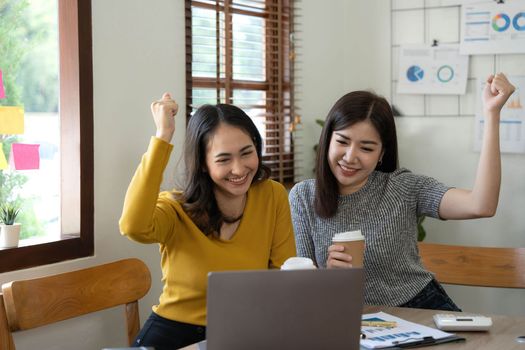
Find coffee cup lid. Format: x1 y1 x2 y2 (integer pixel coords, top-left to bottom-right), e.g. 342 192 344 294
281 257 316 270
332 230 364 242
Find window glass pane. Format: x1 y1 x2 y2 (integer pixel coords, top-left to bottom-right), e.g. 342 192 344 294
232 89 265 108
0 0 59 242
191 88 226 116
233 0 266 12
233 90 266 149
232 14 265 81
192 7 216 77
192 7 225 78
18 113 60 241
192 88 219 107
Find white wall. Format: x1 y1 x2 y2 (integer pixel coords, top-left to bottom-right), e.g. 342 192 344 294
295 0 391 180
293 0 348 178
1 1 523 349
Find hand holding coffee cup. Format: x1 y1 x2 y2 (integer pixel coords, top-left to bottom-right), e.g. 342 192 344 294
328 230 365 268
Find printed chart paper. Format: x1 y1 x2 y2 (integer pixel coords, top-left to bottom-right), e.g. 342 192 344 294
461 0 525 55
397 44 468 95
0 106 24 134
361 312 455 349
474 76 525 154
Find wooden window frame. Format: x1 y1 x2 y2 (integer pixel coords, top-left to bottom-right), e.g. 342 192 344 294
185 0 296 184
0 0 94 273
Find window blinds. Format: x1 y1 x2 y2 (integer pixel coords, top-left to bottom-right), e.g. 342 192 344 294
185 0 298 184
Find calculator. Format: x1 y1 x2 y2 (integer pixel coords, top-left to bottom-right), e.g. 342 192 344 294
433 314 492 331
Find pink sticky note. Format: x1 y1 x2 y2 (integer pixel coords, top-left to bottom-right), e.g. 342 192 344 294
0 143 7 170
0 69 5 99
9 143 40 170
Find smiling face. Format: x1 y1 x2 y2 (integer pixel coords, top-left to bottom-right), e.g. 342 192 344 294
328 119 383 195
205 123 259 201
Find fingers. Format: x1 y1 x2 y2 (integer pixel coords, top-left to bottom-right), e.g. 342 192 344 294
327 244 345 253
151 92 179 117
326 244 353 269
490 72 515 97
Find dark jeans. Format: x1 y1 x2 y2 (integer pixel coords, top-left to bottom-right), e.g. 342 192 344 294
133 312 206 350
401 279 462 311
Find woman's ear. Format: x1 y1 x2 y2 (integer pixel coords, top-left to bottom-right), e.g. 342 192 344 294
377 149 385 167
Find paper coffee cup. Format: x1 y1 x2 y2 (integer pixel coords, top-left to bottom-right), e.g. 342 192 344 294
281 257 317 270
332 230 365 268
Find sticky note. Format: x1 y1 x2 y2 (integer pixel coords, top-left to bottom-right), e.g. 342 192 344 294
0 143 7 170
0 106 24 134
10 143 40 170
0 69 5 99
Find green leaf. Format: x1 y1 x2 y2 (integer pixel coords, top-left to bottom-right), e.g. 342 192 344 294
417 215 426 241
1 203 21 225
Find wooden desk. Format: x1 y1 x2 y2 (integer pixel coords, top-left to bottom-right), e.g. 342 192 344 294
365 306 525 349
181 305 525 349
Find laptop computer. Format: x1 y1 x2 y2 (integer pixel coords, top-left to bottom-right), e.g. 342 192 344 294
206 268 365 350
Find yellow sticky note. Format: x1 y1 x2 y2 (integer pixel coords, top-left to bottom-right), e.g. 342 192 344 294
0 106 24 134
0 143 8 170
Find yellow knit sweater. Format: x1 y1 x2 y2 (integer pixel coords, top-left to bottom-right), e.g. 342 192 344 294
119 137 296 325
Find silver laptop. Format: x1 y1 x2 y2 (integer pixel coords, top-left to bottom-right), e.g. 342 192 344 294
206 268 365 350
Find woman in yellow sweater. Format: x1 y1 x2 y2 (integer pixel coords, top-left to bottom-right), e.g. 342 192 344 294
119 93 296 349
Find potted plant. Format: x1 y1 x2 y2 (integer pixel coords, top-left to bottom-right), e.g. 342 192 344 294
0 203 22 248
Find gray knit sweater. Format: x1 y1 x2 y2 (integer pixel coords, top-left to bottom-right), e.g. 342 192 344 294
289 168 450 306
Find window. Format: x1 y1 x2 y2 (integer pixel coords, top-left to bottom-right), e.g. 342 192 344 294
185 0 297 184
0 0 93 272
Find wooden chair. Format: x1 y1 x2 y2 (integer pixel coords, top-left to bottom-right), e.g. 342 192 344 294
418 242 525 288
0 258 151 349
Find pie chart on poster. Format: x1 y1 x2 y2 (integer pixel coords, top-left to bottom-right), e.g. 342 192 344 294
406 66 424 82
513 12 525 31
437 65 454 83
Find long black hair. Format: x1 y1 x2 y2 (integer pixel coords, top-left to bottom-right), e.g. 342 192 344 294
315 91 398 218
177 104 270 236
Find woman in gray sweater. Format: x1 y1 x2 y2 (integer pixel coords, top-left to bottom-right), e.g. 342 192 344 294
289 73 515 310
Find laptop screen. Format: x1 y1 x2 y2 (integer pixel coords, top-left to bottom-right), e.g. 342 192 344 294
206 268 364 350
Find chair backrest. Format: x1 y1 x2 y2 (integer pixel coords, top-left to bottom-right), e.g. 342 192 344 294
0 258 151 350
418 242 525 288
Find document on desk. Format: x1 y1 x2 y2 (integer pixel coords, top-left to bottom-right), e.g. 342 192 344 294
360 312 465 349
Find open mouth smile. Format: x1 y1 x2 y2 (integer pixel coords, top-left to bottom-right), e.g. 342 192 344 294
227 173 249 184
338 163 359 176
